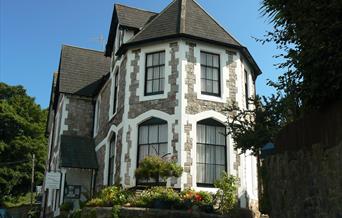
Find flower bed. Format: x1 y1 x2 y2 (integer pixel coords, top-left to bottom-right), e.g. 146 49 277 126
81 172 240 217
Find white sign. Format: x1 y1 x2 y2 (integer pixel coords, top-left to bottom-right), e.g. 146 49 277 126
36 186 42 194
44 172 61 190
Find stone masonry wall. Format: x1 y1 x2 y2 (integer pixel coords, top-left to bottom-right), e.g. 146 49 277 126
184 43 237 115
264 141 342 218
95 145 105 192
95 56 127 145
183 42 240 188
64 95 94 137
94 80 111 145
123 43 180 185
128 42 179 119
114 128 123 185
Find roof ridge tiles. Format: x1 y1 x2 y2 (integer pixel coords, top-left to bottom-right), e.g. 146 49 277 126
125 0 180 44
114 3 157 15
62 44 105 54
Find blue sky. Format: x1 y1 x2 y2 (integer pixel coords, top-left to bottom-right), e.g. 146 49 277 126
0 0 282 108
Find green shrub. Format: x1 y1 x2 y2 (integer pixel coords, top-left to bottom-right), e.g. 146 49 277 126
86 186 131 207
214 172 238 214
131 186 181 209
60 201 73 211
112 205 121 218
135 156 183 183
69 209 82 218
86 198 105 207
99 186 130 206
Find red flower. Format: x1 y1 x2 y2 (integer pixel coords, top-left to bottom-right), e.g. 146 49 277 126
194 193 203 202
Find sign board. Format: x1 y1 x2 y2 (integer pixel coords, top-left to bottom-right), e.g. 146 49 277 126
44 172 61 190
36 186 42 194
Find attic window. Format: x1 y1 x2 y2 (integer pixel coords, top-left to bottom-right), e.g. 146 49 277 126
145 51 165 96
200 52 221 96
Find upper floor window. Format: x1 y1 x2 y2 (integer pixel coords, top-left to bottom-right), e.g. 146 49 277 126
196 119 226 187
244 70 249 109
200 52 220 96
112 70 119 115
145 51 165 96
108 134 116 185
94 97 101 135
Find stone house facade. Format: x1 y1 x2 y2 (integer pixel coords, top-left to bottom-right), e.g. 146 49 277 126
43 0 261 216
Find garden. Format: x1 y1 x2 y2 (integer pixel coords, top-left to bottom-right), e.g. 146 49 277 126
59 156 252 218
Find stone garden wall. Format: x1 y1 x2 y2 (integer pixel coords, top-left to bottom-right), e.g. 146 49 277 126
263 102 342 218
81 207 254 218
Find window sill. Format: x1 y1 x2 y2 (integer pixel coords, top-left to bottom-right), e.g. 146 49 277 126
197 93 226 103
197 183 215 188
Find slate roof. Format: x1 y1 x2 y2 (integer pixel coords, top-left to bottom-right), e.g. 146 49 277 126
60 135 98 169
58 45 110 97
108 0 261 76
105 4 157 56
128 0 241 47
115 4 157 29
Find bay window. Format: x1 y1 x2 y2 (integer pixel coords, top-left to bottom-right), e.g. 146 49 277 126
196 119 226 186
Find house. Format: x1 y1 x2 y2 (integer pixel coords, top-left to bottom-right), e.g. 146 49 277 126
43 0 261 216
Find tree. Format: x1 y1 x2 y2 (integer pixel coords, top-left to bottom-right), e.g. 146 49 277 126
0 82 47 202
261 0 342 110
226 0 342 153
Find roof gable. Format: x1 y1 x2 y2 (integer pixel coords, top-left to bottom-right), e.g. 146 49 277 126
115 4 157 29
127 0 181 44
105 4 157 56
58 45 110 97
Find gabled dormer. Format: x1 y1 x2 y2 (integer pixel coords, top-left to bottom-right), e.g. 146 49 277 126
105 4 157 57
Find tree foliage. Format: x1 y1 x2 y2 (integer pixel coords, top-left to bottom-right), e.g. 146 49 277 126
226 0 342 153
0 82 47 201
261 0 342 110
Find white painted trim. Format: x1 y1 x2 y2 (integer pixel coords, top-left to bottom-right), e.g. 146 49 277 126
193 43 230 103
59 168 66 205
109 66 120 121
136 43 172 101
93 96 101 137
126 110 176 187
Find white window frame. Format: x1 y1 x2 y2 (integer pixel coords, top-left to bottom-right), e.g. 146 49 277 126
109 67 119 120
94 96 101 137
136 44 172 101
193 45 229 103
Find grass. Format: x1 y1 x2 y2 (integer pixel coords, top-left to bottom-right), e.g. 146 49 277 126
2 193 35 208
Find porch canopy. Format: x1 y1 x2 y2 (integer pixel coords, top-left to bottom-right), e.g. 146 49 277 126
60 135 98 169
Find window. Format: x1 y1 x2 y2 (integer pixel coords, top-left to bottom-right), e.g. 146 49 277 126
138 118 168 162
196 119 226 186
137 118 168 184
112 70 119 115
94 97 101 135
244 70 249 109
145 51 165 95
108 134 115 185
200 52 220 96
118 29 124 48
